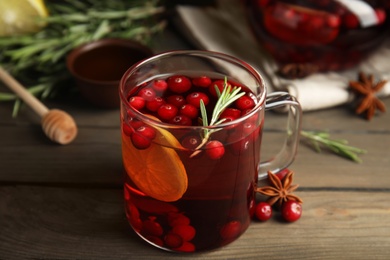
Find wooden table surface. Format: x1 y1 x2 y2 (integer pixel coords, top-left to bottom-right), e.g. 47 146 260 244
1 27 390 260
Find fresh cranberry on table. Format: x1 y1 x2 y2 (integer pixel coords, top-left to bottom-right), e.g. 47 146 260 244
281 200 302 222
254 202 272 222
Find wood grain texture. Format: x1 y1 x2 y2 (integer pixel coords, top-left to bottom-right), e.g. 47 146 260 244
1 24 390 259
0 187 389 259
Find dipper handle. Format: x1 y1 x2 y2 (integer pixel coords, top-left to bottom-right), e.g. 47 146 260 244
0 67 77 144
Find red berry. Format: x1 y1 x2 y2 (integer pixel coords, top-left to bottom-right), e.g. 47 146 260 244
174 242 195 252
169 115 192 126
281 200 302 222
186 92 209 108
375 9 386 24
235 95 255 110
142 218 164 236
192 76 211 87
220 220 242 240
171 225 196 241
129 96 146 110
254 202 272 222
167 95 186 107
168 213 190 227
145 235 164 247
146 97 165 112
181 135 202 150
138 87 156 101
179 104 199 119
131 132 152 149
209 79 231 97
205 140 225 160
343 13 359 29
164 232 183 248
220 108 241 120
152 79 168 93
136 125 156 140
275 168 290 181
122 123 133 136
167 75 192 93
157 104 178 121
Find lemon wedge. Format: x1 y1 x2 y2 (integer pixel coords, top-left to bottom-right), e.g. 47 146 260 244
0 0 48 36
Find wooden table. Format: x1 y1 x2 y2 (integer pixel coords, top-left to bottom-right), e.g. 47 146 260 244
1 27 390 260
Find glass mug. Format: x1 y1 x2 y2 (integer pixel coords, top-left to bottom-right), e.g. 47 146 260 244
119 50 301 252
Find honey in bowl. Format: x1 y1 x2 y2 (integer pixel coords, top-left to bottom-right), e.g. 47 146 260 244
67 38 153 108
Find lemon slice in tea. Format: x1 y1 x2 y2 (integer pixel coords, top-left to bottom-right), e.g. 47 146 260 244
122 116 187 202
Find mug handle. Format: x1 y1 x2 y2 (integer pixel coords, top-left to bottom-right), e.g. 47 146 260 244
258 91 302 180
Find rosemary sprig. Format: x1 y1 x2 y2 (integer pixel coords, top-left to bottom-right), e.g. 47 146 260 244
0 0 166 116
190 78 245 157
300 130 367 163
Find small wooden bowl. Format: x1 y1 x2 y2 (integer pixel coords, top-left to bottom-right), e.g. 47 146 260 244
66 38 153 108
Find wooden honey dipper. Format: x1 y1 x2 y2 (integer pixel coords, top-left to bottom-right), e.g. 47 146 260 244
0 67 77 145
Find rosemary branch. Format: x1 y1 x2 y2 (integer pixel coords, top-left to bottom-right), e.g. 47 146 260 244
0 0 166 116
190 78 245 157
300 130 367 163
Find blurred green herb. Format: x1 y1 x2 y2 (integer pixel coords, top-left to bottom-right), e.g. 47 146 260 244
0 0 166 116
300 130 367 163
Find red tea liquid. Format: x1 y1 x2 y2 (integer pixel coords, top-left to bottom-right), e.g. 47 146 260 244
121 74 263 252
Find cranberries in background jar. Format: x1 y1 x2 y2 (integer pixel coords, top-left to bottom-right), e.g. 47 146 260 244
246 0 390 73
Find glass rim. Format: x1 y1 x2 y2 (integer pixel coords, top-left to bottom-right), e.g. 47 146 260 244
119 50 267 130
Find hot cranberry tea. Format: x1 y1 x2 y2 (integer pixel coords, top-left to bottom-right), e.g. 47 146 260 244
121 74 263 252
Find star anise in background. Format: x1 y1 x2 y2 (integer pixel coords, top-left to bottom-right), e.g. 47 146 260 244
277 63 319 79
349 72 387 120
256 170 302 208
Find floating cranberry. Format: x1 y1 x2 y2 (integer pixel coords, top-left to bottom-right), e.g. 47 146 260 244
220 220 242 240
172 225 196 241
142 217 164 237
192 76 211 88
164 232 183 248
205 140 225 160
145 235 164 247
128 96 146 110
209 79 231 97
126 204 143 231
220 108 241 120
166 95 186 107
174 242 195 252
138 87 156 101
167 75 192 93
181 135 202 150
169 115 192 126
186 92 209 108
157 104 178 121
375 9 386 24
343 13 359 29
254 202 272 222
135 125 156 140
129 120 144 131
131 132 152 149
122 123 133 136
179 104 199 119
152 79 168 93
282 200 302 222
168 213 190 227
146 97 165 112
235 95 255 110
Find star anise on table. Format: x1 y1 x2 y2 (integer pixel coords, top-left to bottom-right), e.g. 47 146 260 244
256 170 302 208
349 72 387 120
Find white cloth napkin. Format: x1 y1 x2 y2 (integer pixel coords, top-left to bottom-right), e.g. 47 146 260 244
175 1 390 111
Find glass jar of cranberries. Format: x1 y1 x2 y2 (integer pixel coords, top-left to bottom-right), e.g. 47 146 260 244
246 0 390 72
